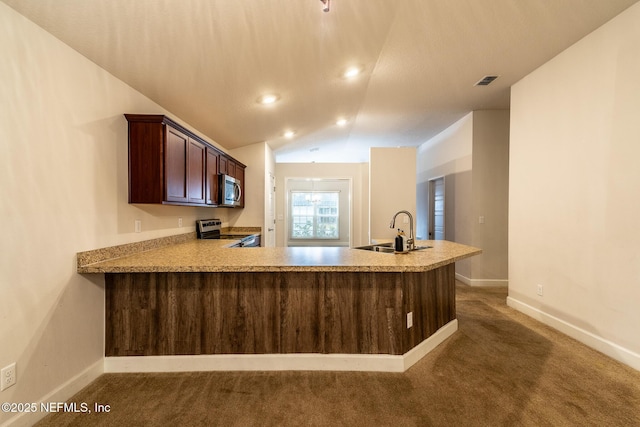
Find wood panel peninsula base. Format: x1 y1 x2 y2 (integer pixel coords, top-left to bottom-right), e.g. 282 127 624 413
77 239 481 373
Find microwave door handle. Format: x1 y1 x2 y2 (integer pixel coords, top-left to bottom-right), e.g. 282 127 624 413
234 182 242 202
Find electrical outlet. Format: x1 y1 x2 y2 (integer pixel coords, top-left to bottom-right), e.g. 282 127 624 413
478 216 485 224
537 284 544 296
407 312 413 329
178 217 183 227
134 220 141 233
1 363 16 391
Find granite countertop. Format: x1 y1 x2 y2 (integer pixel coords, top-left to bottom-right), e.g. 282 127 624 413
77 238 481 274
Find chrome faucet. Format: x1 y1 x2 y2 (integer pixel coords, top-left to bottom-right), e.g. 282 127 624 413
389 210 415 251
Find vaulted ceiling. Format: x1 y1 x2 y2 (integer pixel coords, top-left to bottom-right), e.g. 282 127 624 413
3 0 638 162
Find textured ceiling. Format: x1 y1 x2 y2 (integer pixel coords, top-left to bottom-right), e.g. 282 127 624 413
3 0 638 162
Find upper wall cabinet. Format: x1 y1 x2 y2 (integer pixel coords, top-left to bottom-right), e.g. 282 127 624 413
125 114 245 208
205 148 220 206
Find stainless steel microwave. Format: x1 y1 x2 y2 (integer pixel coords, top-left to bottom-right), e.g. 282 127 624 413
219 174 241 207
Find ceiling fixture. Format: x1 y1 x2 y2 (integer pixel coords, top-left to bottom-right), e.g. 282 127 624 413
336 118 348 126
343 66 362 79
474 75 499 86
320 0 330 13
257 94 279 105
284 130 295 138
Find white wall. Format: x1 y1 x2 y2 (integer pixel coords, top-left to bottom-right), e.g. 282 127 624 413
417 114 474 277
370 147 417 242
417 110 509 286
229 142 276 232
417 113 473 242
275 163 369 247
417 114 474 179
417 111 509 285
508 2 640 369
470 110 510 283
229 142 276 248
0 5 233 424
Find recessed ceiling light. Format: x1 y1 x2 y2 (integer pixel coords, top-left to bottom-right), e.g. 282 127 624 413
284 130 295 138
343 66 362 79
336 118 348 126
257 94 279 105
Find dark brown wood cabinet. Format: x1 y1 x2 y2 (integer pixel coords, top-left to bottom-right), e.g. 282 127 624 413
234 162 245 207
164 126 205 204
226 159 236 178
125 114 245 208
205 148 219 205
219 155 228 175
165 126 189 203
187 138 206 205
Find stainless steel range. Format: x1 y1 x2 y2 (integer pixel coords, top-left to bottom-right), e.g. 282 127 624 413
196 219 260 247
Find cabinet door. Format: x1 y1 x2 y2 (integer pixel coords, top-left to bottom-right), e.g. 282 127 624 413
235 165 245 208
219 156 228 175
187 138 206 205
227 159 236 178
206 148 219 205
127 120 164 204
165 127 188 203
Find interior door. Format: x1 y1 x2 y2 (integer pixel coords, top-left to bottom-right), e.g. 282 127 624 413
428 177 445 240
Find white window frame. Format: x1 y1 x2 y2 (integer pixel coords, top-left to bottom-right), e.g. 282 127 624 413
284 177 353 248
290 191 340 240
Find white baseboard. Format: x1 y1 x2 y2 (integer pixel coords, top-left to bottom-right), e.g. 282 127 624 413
105 320 458 374
1 359 103 427
402 319 458 370
507 297 640 372
455 273 508 287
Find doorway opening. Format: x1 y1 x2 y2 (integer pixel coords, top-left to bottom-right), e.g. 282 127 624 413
428 177 445 240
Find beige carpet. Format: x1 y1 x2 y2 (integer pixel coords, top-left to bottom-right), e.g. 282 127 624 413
36 284 640 426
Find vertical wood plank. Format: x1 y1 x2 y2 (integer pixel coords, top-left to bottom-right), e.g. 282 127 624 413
279 272 323 353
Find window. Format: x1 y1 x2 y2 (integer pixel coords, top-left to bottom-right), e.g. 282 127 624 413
286 178 350 248
290 191 339 239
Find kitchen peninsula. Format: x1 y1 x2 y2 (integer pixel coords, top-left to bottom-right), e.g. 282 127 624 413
78 236 480 372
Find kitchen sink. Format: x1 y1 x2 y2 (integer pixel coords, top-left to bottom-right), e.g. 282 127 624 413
354 243 432 253
354 243 396 253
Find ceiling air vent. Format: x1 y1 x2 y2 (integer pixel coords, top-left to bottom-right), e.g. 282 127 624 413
475 75 499 86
